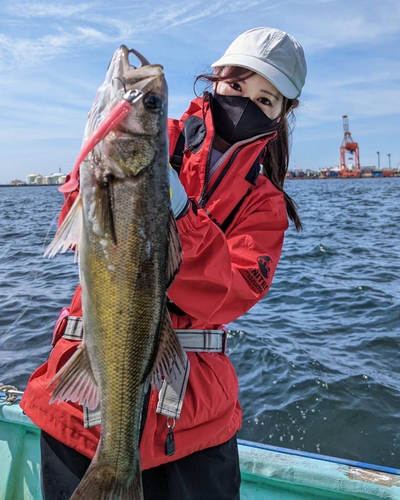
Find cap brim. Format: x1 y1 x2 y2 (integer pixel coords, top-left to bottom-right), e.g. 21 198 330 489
211 54 300 99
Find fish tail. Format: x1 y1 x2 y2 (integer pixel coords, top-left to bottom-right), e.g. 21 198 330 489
70 461 143 500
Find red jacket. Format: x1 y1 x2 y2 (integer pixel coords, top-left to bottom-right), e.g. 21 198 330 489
20 95 288 469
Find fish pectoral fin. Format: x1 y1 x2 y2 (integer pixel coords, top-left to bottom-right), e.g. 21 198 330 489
44 192 83 261
47 343 99 410
167 210 183 288
149 310 186 391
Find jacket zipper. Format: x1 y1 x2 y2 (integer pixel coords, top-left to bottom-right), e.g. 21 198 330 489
198 133 215 207
198 94 215 207
200 145 244 208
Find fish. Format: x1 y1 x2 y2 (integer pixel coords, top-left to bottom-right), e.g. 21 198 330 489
44 45 186 500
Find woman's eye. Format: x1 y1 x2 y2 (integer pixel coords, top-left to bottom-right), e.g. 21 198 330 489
230 82 241 92
258 97 272 106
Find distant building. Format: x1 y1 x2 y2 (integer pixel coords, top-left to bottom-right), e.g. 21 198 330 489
44 173 64 185
26 173 41 185
319 165 340 177
50 173 64 184
360 166 375 178
26 172 66 185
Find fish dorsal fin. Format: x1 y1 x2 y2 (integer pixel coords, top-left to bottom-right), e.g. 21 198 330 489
167 210 183 288
150 310 186 391
47 343 99 410
44 192 83 261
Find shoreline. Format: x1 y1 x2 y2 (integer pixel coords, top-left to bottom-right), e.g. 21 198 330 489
286 176 399 180
1 176 399 187
0 184 60 188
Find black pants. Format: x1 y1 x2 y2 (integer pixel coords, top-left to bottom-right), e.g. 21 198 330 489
40 431 241 500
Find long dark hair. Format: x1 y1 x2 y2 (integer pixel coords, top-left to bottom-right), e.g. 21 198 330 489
195 66 302 231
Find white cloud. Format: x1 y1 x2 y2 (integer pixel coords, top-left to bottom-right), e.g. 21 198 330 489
6 2 92 18
300 60 400 128
154 0 269 28
76 27 109 42
0 28 115 70
289 2 400 52
0 34 69 69
0 3 144 70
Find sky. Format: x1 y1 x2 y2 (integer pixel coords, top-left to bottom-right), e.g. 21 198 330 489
0 0 399 183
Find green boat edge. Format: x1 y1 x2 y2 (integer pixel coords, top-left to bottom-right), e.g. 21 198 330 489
1 399 399 500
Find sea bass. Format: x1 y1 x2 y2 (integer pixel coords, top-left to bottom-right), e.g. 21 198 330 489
45 46 185 500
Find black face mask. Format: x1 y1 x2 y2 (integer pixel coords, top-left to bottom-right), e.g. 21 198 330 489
211 92 279 144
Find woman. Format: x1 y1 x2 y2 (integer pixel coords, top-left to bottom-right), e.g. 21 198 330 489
21 26 306 500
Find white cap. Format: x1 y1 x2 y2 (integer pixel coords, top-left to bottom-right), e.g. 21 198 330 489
211 27 307 99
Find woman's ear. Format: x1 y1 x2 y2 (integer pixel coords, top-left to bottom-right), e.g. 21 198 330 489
286 98 299 116
284 98 293 116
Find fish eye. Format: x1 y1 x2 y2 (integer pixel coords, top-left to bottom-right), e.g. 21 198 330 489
144 93 163 111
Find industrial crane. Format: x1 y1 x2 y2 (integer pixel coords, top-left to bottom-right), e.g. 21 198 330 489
340 115 361 177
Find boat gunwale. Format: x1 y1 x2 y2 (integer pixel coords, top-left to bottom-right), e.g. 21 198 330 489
238 439 400 477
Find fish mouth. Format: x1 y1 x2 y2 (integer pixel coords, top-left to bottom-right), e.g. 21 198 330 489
120 46 151 70
116 45 164 93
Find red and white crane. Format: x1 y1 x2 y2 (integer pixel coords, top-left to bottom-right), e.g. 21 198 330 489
340 115 361 177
